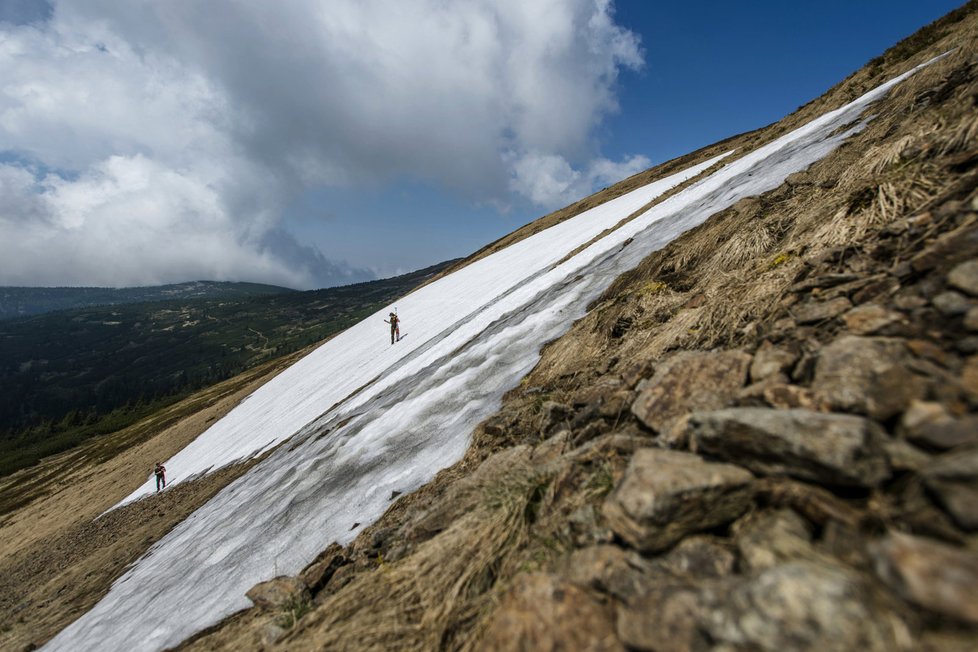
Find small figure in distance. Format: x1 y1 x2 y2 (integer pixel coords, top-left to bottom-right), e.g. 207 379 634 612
154 462 167 492
384 312 401 345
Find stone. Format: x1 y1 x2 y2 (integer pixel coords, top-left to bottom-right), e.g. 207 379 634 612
602 448 753 553
630 350 751 433
690 408 890 487
905 339 955 368
871 532 978 624
761 383 825 410
932 290 972 316
881 438 932 472
564 545 650 602
733 509 815 572
958 336 978 354
245 576 310 610
261 623 288 646
792 297 853 324
540 401 572 432
703 560 908 651
948 259 978 296
656 536 736 579
924 446 978 480
812 336 927 420
964 307 978 331
926 480 978 531
962 355 978 400
842 304 904 335
616 581 713 652
299 543 348 593
477 573 623 652
750 342 797 382
900 401 978 449
922 447 978 530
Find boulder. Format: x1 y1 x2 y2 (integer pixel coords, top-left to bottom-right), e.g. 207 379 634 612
245 576 309 610
964 306 978 331
932 291 972 316
733 509 815 572
871 532 978 624
655 536 736 579
792 297 852 324
812 336 927 420
477 573 623 652
750 341 797 382
842 304 904 335
616 581 714 652
630 350 751 433
703 560 909 651
900 401 978 449
948 259 978 296
921 447 978 530
602 449 753 553
962 355 978 401
690 408 890 487
564 545 650 602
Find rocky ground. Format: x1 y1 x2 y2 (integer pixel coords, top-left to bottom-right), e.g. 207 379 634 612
177 6 978 651
5 5 978 652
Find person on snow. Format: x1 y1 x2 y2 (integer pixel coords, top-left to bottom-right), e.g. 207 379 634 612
384 312 401 344
154 462 167 492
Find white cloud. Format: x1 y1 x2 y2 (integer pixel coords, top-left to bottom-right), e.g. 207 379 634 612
509 150 650 209
0 0 646 287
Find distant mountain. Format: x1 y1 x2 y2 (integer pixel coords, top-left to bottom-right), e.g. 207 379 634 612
0 281 296 320
0 261 455 476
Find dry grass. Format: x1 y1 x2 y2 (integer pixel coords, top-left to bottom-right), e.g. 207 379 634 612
282 453 549 651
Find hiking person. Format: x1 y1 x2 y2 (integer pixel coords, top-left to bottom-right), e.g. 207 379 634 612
384 312 401 344
154 462 166 492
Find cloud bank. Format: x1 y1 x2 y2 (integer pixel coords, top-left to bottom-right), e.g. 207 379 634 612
0 0 645 288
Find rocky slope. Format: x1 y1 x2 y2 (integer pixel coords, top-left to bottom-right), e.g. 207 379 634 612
4 4 978 651
177 5 978 651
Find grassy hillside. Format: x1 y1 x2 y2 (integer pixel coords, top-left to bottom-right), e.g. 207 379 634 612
0 261 454 477
0 281 295 320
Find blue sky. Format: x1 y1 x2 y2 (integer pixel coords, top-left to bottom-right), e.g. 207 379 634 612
0 1 965 288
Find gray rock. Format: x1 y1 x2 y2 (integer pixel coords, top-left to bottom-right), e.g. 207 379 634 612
964 306 978 331
842 304 904 335
923 446 978 481
602 448 753 553
690 408 890 487
733 509 815 572
630 350 751 433
958 336 978 354
900 401 978 449
926 480 978 531
703 560 909 651
564 545 650 602
750 342 797 382
871 532 978 624
616 581 715 652
245 576 309 610
812 336 927 420
932 290 972 316
881 438 932 472
922 448 978 530
656 536 736 579
792 297 853 324
948 259 978 296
